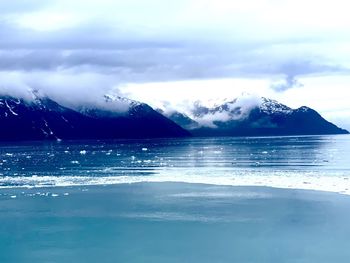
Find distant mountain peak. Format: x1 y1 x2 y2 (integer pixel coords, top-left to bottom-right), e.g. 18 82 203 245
103 93 141 107
296 106 312 112
259 97 293 115
160 96 349 136
0 94 189 141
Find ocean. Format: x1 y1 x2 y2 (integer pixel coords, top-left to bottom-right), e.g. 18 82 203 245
1 135 350 262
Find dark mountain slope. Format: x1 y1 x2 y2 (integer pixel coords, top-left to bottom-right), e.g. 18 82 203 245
163 97 349 136
0 95 189 141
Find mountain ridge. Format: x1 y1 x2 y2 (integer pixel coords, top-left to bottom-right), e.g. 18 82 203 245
0 93 190 141
0 92 348 141
160 96 349 136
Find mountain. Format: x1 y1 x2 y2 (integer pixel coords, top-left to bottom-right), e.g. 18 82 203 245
156 109 200 130
162 97 349 136
0 93 190 141
1 92 347 141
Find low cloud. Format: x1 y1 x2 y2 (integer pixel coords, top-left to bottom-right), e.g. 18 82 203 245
271 75 303 92
157 94 263 128
0 0 350 123
0 70 130 112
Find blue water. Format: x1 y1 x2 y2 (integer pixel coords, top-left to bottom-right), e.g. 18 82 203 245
1 135 350 189
1 135 350 262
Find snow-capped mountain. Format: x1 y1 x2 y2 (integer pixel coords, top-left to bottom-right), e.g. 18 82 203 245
161 96 349 136
76 94 141 118
259 97 294 115
0 92 189 141
0 90 348 141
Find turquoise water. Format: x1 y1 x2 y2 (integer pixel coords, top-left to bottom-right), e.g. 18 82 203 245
1 184 350 262
1 135 350 262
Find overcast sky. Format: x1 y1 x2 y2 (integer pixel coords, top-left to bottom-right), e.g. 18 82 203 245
0 0 350 129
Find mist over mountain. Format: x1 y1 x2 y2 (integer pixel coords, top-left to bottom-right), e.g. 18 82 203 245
0 90 189 141
0 77 125 113
159 95 349 136
0 89 348 141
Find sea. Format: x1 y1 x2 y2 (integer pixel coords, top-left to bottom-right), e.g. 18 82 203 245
1 135 350 262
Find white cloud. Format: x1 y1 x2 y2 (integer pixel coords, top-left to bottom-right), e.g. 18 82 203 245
0 70 125 111
120 79 272 108
15 12 83 31
0 0 350 129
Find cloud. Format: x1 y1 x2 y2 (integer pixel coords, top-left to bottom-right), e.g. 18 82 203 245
268 59 350 92
0 0 350 127
157 94 263 128
271 75 303 92
0 70 129 111
0 0 349 81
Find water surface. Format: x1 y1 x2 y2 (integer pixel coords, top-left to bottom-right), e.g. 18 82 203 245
1 135 350 193
1 135 350 262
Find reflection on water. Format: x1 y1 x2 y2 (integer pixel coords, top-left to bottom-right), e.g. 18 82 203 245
0 135 350 190
1 136 350 263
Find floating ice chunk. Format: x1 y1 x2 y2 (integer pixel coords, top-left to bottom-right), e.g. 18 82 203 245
10 195 16 199
64 193 69 196
262 151 268 154
142 148 148 151
51 193 59 197
80 150 87 155
71 160 80 164
5 153 13 157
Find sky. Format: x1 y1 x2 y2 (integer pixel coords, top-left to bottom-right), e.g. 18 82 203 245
0 0 350 129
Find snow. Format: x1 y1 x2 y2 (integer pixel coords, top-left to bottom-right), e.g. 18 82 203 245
43 119 54 135
169 95 297 128
259 97 293 115
5 100 18 116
